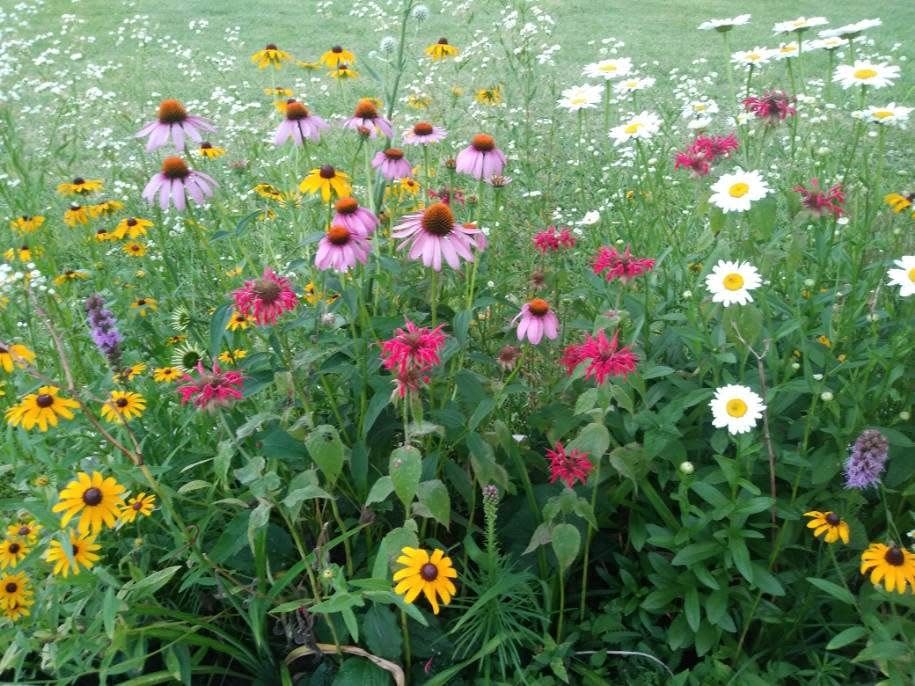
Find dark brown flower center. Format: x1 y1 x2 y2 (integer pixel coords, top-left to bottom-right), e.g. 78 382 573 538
21 215 31 221
319 165 337 179
162 156 190 179
82 487 103 506
332 46 343 53
72 543 80 555
17 526 29 536
354 99 378 119
266 43 278 50
35 394 54 408
126 217 138 226
116 397 129 408
8 543 20 554
0 343 7 353
200 142 213 149
157 99 188 124
327 226 351 245
413 122 434 136
96 228 109 237
20 245 28 252
528 298 550 316
137 298 146 306
384 148 404 160
885 546 904 566
825 512 840 526
420 563 439 581
471 133 495 152
133 501 143 511
421 203 455 237
70 204 81 211
5 582 17 593
286 101 309 120
335 197 359 215
437 37 449 45
73 177 85 185
253 279 282 304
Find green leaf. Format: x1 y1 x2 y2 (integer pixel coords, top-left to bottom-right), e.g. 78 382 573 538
524 522 552 554
684 587 700 632
365 476 394 506
854 640 909 662
389 446 422 509
706 589 728 625
807 577 855 605
209 304 233 361
332 658 390 686
233 456 265 484
672 541 721 566
117 566 181 601
415 479 451 528
362 605 402 659
568 422 610 461
574 388 599 415
305 425 345 486
608 443 647 484
247 500 272 555
729 537 753 584
826 626 867 650
282 485 332 508
102 586 119 639
551 523 581 571
372 524 419 579
362 391 391 439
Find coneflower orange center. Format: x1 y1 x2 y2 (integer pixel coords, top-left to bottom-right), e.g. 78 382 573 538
286 102 309 120
825 512 840 526
421 203 455 237
35 394 54 408
335 197 359 214
471 133 495 152
528 298 550 316
327 226 351 245
319 165 337 179
354 99 378 119
161 156 190 179
885 546 904 566
413 122 434 136
384 148 404 160
82 487 102 506
420 562 439 581
157 99 187 124
253 279 282 304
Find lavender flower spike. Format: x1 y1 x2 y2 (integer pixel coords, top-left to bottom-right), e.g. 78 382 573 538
844 429 889 489
85 294 123 370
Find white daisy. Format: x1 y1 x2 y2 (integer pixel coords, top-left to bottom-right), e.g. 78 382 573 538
773 42 799 60
613 76 655 95
681 100 719 119
687 116 713 131
705 259 763 306
609 111 661 145
710 385 765 435
773 16 828 34
887 255 915 297
732 47 774 68
709 169 771 213
820 18 881 39
698 14 751 32
582 58 633 80
856 103 912 127
803 37 847 52
833 61 900 90
557 84 603 112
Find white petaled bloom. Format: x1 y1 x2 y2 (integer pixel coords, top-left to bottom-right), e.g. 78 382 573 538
682 100 719 120
773 42 799 60
582 58 632 80
698 14 751 31
609 111 661 145
557 84 603 112
817 36 848 51
614 76 655 95
859 103 912 127
820 18 881 39
732 47 774 67
687 116 713 130
709 169 771 213
705 260 763 307
833 61 900 90
773 16 828 34
580 210 600 225
887 256 915 297
710 385 766 435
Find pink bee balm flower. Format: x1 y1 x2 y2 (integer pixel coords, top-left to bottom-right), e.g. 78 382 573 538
315 225 371 272
513 298 559 345
743 91 796 123
178 361 244 411
403 121 448 145
232 267 298 325
562 330 638 384
332 196 379 236
674 133 739 177
135 99 216 153
794 178 845 218
342 98 394 138
142 156 217 211
455 134 507 180
533 226 576 253
391 202 481 271
592 244 655 282
372 148 413 181
274 100 329 146
380 320 447 377
545 441 593 488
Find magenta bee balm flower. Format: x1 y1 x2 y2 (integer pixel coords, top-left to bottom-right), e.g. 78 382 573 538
372 148 413 181
232 267 298 326
315 225 371 272
135 99 216 152
455 134 506 180
274 100 329 146
142 156 217 211
592 244 655 283
178 361 244 411
513 298 559 345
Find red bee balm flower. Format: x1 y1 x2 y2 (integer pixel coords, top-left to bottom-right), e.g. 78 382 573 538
380 320 447 376
533 226 576 254
178 362 244 411
743 91 796 123
545 441 593 488
674 133 739 177
562 330 638 384
592 244 655 282
794 178 845 218
233 268 298 325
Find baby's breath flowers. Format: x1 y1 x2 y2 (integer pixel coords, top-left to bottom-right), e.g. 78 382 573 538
5 386 79 432
100 390 146 424
709 384 765 434
52 472 126 534
860 543 915 594
709 169 770 213
393 547 458 615
886 256 915 297
705 260 762 306
45 530 101 577
803 511 850 544
833 61 900 90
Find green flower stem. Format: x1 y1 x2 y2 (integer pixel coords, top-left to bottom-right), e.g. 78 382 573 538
401 609 412 673
556 573 566 643
578 453 602 621
329 497 354 577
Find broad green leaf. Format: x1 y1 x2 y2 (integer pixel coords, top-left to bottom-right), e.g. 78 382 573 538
332 658 390 686
362 605 402 660
365 476 394 506
672 541 721 567
305 425 345 486
282 485 332 508
684 587 701 632
117 566 181 601
807 577 855 605
524 522 552 554
551 523 580 571
247 501 271 555
389 446 422 509
372 524 419 579
415 479 451 528
568 422 610 461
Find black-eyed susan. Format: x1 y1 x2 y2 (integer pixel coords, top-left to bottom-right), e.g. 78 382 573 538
4 245 39 263
884 192 914 215
264 86 293 97
425 37 459 60
88 199 124 218
0 342 35 373
474 85 503 106
57 177 103 196
319 45 355 68
9 215 45 235
153 366 181 383
803 511 850 544
115 362 147 382
218 349 247 366
53 269 89 286
406 94 433 110
120 493 156 523
100 390 146 424
0 572 33 615
123 241 147 257
0 538 29 569
52 472 126 534
329 64 358 80
226 310 256 331
393 547 457 615
64 204 90 227
112 216 153 240
5 386 79 432
95 227 114 242
129 298 157 317
165 335 186 346
299 165 352 202
251 43 292 69
3 600 32 621
45 530 101 577
6 521 41 544
254 183 285 203
197 142 225 159
860 543 915 594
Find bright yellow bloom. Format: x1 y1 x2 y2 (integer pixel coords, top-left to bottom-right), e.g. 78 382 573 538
0 572 33 617
0 538 29 569
6 521 41 544
88 199 124 218
803 511 850 545
425 38 459 60
0 342 35 373
319 46 355 68
153 366 182 383
861 543 915 594
53 269 89 286
406 94 432 110
474 86 503 106
64 204 90 226
9 215 45 234
4 245 39 263
100 390 146 424
817 335 832 348
329 64 358 80
57 177 103 196
254 183 285 202
112 217 153 240
95 227 114 241
123 241 147 257
218 349 247 366
251 44 292 69
52 471 126 534
45 530 101 577
197 142 225 158
120 493 156 523
393 547 458 615
129 298 157 317
884 192 912 213
6 386 79 432
264 86 293 97
226 310 256 331
299 166 352 202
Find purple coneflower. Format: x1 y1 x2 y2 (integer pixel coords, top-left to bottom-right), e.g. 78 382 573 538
332 197 379 236
845 429 889 489
403 121 448 145
372 148 413 181
314 225 371 272
135 99 216 152
142 156 217 211
85 294 123 369
391 202 481 271
513 298 559 345
342 99 393 138
274 100 328 146
455 134 506 180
